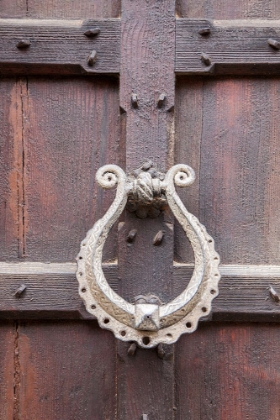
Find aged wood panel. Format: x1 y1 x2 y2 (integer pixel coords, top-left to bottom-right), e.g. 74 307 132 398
0 0 26 19
176 0 280 19
176 19 280 76
0 19 120 76
175 77 280 265
175 323 280 420
117 343 174 420
117 1 176 419
0 80 26 261
17 321 116 420
0 323 14 420
1 263 280 321
27 0 121 19
22 77 120 262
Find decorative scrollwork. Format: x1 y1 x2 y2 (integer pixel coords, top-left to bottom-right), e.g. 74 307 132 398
77 163 221 348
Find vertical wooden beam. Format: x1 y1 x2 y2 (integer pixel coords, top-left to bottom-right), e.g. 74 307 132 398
118 1 176 419
120 0 175 171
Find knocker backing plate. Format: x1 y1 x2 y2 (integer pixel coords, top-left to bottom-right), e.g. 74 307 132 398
77 164 220 348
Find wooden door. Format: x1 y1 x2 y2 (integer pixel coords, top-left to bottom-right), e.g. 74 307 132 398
0 1 280 419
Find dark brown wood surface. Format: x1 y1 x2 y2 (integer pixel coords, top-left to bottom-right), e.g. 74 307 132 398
22 77 120 262
0 80 24 260
26 0 121 19
0 0 120 19
175 77 280 265
176 0 280 19
176 19 280 76
0 0 280 418
0 323 14 420
0 19 120 76
17 321 116 420
175 323 280 420
1 264 280 322
117 1 176 418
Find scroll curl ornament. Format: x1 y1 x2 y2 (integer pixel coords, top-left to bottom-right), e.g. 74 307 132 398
77 164 221 348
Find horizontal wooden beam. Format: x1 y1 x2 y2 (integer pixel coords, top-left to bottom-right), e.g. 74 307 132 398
0 19 120 75
176 19 280 75
1 19 280 76
0 262 279 321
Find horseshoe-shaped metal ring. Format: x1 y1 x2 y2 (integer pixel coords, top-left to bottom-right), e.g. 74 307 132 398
77 164 220 348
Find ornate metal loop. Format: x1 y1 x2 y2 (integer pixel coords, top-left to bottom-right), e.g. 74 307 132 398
77 164 221 348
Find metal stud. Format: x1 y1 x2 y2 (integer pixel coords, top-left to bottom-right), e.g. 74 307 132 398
84 28 100 37
268 38 280 50
127 342 137 356
157 93 166 108
87 50 97 66
198 27 211 36
131 93 138 108
14 284 27 298
269 285 280 302
16 40 30 49
157 343 165 359
201 52 211 66
127 229 137 243
153 230 164 246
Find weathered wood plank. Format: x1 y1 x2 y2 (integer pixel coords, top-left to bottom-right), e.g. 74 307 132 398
22 77 120 262
117 343 174 420
0 19 120 75
175 77 280 265
0 80 25 261
1 263 280 321
17 321 116 420
176 19 280 75
27 0 121 19
118 1 176 418
0 323 14 420
175 323 280 419
176 0 280 19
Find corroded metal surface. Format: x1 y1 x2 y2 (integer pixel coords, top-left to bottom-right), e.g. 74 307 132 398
77 164 221 348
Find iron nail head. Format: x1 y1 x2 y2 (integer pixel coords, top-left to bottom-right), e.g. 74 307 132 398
84 27 100 37
17 40 31 49
268 38 280 50
87 50 97 66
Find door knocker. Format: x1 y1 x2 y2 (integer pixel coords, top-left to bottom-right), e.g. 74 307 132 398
77 164 220 348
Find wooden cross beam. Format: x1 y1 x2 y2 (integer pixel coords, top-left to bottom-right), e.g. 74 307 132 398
1 3 280 323
1 18 280 75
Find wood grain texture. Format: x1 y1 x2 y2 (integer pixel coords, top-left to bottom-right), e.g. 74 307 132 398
118 2 176 419
27 0 121 19
0 80 26 261
0 264 117 320
1 264 280 321
17 321 116 420
0 19 120 76
0 0 26 18
176 0 280 19
22 77 120 262
175 323 280 420
120 0 175 171
117 342 174 420
176 19 280 76
0 323 14 420
175 77 280 265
